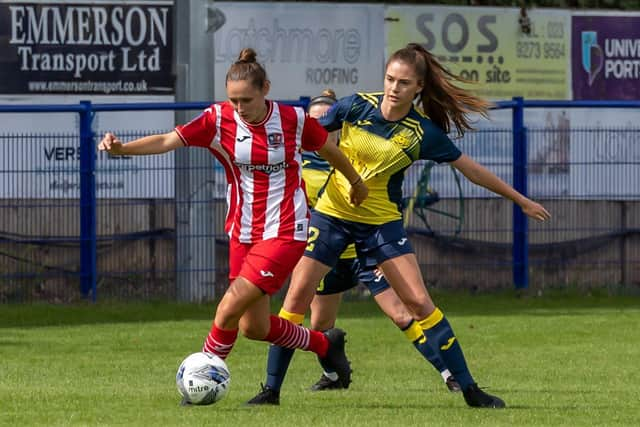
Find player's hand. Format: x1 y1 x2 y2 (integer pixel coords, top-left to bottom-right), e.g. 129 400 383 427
521 199 551 222
349 179 368 206
98 132 125 155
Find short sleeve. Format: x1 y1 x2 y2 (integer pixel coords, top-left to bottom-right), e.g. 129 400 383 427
175 106 217 148
419 121 463 163
317 94 356 132
301 115 328 152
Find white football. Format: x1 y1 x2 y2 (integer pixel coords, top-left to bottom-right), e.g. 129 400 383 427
176 352 231 405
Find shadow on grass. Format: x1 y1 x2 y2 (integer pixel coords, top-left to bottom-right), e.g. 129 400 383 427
338 290 640 319
1 291 639 328
0 339 27 346
0 301 216 329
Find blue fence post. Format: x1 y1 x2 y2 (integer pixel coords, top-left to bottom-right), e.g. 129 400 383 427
298 96 311 109
79 100 97 301
512 97 529 289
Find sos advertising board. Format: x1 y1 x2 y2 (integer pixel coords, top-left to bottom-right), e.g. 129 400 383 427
386 6 571 100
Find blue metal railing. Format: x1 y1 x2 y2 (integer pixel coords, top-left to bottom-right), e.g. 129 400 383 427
497 99 640 288
0 98 309 302
1 97 639 301
79 101 95 299
511 97 528 289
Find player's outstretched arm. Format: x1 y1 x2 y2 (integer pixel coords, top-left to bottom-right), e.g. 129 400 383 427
451 154 551 222
98 131 184 156
317 141 368 206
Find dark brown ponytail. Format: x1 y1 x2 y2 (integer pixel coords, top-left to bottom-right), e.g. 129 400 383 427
225 48 268 90
387 43 491 137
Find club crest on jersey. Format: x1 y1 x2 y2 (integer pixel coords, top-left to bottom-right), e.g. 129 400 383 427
391 130 418 150
268 133 283 147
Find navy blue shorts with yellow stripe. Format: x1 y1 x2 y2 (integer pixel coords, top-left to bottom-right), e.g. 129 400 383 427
306 211 414 271
316 257 390 296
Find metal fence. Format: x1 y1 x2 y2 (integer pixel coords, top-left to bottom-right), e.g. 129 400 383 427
1 98 639 303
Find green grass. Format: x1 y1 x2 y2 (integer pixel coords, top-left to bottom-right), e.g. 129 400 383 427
1 293 639 426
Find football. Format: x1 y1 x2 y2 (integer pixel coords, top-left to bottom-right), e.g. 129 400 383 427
176 352 231 405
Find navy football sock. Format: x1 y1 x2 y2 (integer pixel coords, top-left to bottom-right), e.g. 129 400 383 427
401 320 448 374
419 308 475 390
265 344 295 391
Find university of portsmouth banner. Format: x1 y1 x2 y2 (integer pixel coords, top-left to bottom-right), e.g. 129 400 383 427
572 14 640 100
0 0 174 95
386 6 571 100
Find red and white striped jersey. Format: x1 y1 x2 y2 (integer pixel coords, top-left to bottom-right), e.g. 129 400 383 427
175 100 327 243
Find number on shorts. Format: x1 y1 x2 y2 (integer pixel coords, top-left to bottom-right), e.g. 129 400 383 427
306 226 319 252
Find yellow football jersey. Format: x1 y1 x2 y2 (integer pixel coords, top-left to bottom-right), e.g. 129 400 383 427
315 92 461 225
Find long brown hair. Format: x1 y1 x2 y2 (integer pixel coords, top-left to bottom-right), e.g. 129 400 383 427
386 43 491 137
225 48 268 90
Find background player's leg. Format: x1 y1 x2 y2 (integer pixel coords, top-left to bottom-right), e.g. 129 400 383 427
263 309 304 392
248 256 349 404
311 293 342 331
309 293 344 390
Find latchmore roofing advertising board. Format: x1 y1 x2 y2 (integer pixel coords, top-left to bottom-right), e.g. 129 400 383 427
211 2 385 101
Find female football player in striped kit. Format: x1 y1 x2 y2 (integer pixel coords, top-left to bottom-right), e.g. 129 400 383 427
249 43 550 408
250 90 460 406
98 48 367 404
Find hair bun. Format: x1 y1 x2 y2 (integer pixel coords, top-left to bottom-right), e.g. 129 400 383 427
237 48 257 64
308 88 337 110
320 89 337 100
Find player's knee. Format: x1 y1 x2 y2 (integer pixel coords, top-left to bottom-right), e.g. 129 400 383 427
214 298 241 329
389 313 411 328
403 297 432 319
283 292 314 314
238 317 268 340
383 304 412 328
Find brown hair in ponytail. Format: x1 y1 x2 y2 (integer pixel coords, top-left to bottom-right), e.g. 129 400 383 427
386 43 491 137
226 48 268 90
308 88 338 111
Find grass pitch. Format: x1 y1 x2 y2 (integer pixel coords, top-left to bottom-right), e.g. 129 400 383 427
1 292 639 426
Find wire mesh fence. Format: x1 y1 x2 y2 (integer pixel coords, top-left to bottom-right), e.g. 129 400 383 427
1 102 639 303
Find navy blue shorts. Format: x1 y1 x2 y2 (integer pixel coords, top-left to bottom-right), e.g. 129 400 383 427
305 211 414 271
316 257 390 296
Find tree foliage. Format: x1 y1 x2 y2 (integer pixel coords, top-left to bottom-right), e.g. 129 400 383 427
232 0 640 10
